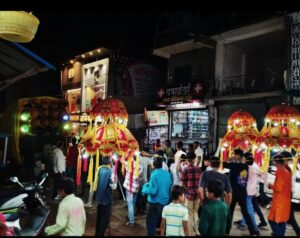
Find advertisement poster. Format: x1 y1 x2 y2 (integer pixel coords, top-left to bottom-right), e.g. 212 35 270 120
112 55 159 97
82 58 109 112
146 110 169 126
144 125 169 152
66 88 81 113
126 63 159 97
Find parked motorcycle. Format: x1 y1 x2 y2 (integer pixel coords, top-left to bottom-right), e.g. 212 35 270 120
0 173 50 236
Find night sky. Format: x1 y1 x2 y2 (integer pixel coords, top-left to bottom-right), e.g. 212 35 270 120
24 11 284 65
0 11 286 111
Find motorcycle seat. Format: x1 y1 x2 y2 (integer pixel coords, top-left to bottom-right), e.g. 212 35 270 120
0 187 22 199
0 197 13 207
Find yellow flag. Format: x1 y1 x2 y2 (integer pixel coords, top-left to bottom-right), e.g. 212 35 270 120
260 147 270 173
292 153 298 175
87 157 94 185
135 154 140 177
95 149 100 177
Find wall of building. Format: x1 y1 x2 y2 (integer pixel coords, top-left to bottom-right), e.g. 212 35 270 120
167 47 215 93
223 44 244 79
216 96 284 146
61 61 82 90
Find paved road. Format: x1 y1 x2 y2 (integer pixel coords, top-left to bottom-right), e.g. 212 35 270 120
46 190 300 236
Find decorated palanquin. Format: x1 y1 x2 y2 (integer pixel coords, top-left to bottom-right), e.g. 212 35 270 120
254 103 300 173
78 98 140 190
220 110 259 164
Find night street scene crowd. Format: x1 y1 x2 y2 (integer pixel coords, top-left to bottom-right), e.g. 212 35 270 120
0 10 300 237
1 139 298 236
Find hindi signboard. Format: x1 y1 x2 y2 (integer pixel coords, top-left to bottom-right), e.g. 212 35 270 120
156 82 204 105
287 12 300 91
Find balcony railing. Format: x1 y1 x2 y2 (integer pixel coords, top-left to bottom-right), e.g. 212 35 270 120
216 73 284 96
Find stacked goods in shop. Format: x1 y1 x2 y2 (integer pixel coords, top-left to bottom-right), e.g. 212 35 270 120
19 96 69 135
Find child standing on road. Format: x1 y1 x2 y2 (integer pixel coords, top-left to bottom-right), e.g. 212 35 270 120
160 185 189 236
199 179 231 236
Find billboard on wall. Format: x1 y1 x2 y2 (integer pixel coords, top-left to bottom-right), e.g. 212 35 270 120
82 58 109 112
112 55 159 97
146 110 169 126
65 88 81 113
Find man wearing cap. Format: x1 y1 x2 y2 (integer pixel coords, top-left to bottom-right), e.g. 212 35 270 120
268 153 292 236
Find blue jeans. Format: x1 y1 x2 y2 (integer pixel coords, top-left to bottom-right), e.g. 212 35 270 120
146 202 164 236
126 190 138 224
240 195 259 231
269 220 286 236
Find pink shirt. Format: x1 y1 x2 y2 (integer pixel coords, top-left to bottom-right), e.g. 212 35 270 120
247 163 260 196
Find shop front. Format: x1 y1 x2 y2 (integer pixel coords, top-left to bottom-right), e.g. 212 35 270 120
61 48 163 142
144 110 169 153
156 81 209 152
61 48 111 140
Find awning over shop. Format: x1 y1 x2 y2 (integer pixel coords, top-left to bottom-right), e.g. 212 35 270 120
0 39 56 92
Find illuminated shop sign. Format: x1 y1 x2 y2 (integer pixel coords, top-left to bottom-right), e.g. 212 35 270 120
69 113 91 122
156 81 204 105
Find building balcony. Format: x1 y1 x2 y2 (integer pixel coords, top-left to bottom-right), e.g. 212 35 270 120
216 74 284 96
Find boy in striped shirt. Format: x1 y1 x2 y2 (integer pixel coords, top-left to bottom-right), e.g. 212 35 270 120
160 185 189 236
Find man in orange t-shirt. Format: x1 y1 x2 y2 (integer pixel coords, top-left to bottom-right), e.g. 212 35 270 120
268 153 292 236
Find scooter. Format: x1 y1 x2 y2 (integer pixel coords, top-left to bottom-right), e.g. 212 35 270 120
0 173 50 236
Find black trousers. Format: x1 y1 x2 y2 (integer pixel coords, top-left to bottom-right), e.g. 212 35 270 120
228 191 257 235
80 171 88 195
146 203 164 236
288 202 300 236
95 203 112 236
52 172 65 198
136 185 147 213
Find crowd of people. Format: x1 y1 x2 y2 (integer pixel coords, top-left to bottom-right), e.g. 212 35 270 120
1 137 299 237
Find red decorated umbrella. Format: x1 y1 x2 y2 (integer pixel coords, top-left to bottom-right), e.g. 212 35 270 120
261 103 300 139
220 110 259 162
89 97 128 126
258 103 300 173
81 97 140 192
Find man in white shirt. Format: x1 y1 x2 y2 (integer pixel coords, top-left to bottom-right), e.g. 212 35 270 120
194 141 204 168
141 151 168 174
45 177 86 236
52 142 66 200
174 141 186 162
173 141 186 186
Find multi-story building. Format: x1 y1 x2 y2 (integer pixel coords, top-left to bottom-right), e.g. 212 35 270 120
152 11 291 153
